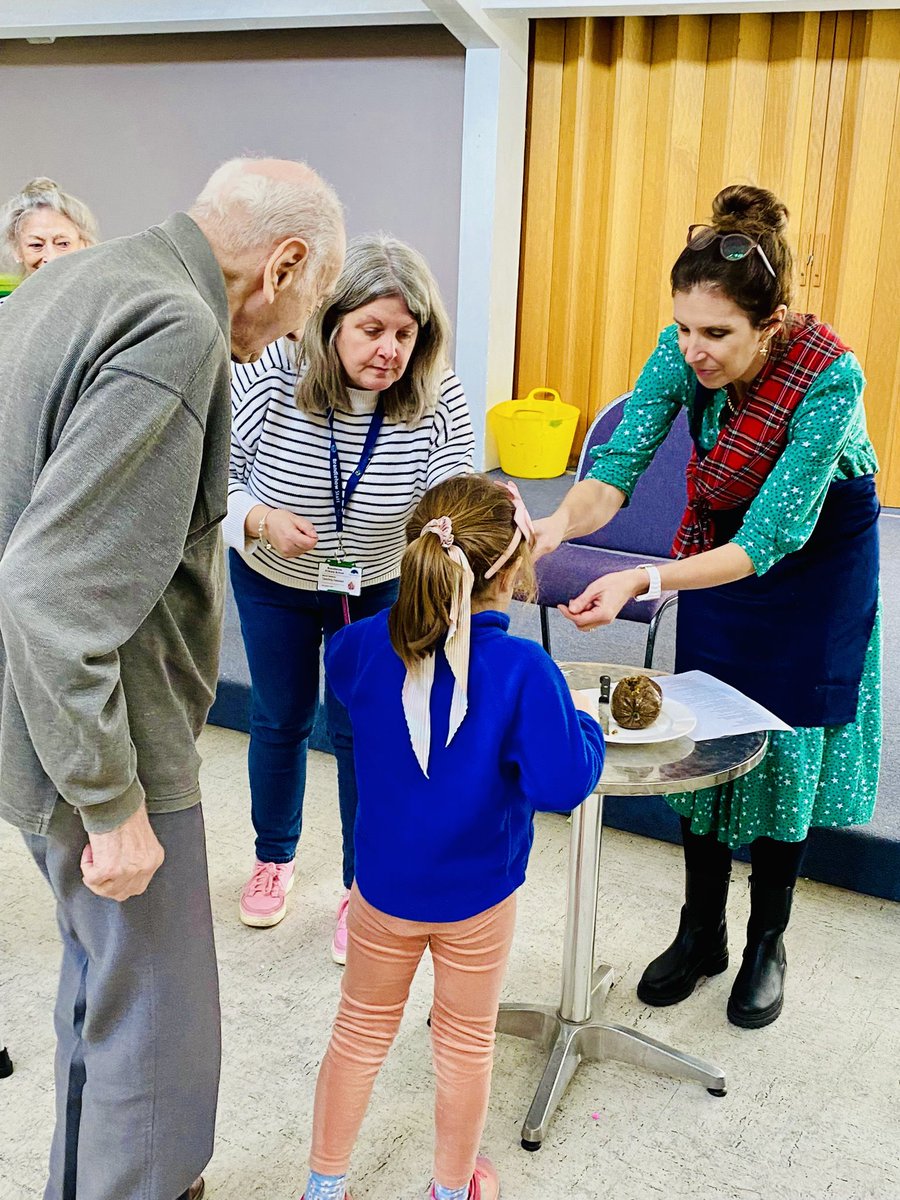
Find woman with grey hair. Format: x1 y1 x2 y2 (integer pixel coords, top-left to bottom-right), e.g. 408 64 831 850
2 177 98 277
225 234 474 958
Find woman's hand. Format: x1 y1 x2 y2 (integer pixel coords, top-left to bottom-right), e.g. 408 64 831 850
559 568 647 630
530 480 627 562
262 509 319 559
531 514 567 562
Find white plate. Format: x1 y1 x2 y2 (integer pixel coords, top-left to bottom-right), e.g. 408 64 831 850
581 692 697 745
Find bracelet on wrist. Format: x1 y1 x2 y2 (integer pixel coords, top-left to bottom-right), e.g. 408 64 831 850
258 509 275 552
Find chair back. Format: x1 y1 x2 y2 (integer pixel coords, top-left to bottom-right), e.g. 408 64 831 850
573 393 692 558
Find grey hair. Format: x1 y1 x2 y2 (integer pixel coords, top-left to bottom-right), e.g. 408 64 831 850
189 156 343 278
2 177 99 261
296 233 451 425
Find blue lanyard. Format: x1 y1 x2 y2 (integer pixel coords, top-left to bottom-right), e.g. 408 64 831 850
328 402 385 540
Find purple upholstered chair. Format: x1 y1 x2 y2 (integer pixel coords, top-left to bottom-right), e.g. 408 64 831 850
536 392 692 667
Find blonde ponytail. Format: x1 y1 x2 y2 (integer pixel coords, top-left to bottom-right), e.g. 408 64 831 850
389 531 466 669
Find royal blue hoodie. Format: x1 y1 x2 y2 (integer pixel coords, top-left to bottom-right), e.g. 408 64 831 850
325 608 605 922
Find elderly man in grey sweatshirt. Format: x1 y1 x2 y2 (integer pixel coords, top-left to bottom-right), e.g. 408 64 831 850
0 157 344 1200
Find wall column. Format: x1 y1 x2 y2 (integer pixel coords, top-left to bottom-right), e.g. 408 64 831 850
439 10 528 466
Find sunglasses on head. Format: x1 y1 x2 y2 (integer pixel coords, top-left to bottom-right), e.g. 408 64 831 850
686 224 777 280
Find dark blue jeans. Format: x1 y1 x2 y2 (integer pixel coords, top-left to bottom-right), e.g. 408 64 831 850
229 551 399 888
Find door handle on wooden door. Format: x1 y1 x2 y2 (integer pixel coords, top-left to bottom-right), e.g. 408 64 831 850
798 232 814 287
812 233 826 287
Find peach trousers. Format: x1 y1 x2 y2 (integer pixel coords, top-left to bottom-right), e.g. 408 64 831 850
310 885 517 1189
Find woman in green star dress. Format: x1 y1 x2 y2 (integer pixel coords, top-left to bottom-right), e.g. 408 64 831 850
533 184 881 1029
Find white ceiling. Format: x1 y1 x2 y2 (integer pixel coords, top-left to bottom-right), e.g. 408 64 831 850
0 0 888 45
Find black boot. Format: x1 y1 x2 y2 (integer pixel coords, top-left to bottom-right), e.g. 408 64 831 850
637 869 730 1006
727 876 794 1029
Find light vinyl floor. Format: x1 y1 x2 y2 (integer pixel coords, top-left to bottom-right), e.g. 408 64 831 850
1 725 898 1200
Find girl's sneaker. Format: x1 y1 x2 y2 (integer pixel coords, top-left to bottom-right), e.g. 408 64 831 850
239 859 295 927
331 890 351 965
427 1157 500 1200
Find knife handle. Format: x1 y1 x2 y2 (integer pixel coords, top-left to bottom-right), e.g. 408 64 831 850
598 674 611 733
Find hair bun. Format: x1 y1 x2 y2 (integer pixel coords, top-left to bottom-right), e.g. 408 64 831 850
712 184 788 236
22 177 61 196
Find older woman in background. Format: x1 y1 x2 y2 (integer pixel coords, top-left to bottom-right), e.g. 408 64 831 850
2 177 98 277
226 234 474 959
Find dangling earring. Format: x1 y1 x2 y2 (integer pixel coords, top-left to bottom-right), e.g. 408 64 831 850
759 339 770 358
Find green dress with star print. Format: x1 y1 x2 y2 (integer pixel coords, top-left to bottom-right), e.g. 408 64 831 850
586 322 881 847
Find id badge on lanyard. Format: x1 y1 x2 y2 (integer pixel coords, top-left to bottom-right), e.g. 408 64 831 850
317 560 362 595
322 403 385 621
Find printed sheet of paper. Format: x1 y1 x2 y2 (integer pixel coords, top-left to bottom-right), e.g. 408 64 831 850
658 670 793 741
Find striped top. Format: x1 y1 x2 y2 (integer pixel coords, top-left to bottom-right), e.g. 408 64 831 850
225 338 475 590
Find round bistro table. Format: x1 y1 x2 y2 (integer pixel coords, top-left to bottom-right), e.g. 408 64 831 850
496 661 767 1150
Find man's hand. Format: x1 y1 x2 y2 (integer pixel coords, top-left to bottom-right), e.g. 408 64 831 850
264 509 319 558
559 568 647 630
81 804 165 901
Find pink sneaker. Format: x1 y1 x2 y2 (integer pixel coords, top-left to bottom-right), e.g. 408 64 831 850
331 890 351 965
239 859 295 927
427 1156 500 1200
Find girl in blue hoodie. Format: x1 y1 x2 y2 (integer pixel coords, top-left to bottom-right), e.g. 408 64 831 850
300 473 604 1200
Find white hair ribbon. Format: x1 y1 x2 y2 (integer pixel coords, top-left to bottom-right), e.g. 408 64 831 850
401 516 475 777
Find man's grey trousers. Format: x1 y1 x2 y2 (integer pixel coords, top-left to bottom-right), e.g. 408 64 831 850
24 803 221 1200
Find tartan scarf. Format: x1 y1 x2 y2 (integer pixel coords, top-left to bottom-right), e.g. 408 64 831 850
672 314 849 557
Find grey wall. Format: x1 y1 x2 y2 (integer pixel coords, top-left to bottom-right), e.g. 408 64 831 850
0 27 465 318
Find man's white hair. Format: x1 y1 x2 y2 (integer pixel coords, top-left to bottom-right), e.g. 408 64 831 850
190 157 343 274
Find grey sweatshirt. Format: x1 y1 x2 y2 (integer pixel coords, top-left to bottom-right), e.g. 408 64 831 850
0 214 232 835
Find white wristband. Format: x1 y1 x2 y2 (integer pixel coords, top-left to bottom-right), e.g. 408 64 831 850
635 564 661 602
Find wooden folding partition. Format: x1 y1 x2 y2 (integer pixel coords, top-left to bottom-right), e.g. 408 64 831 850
515 12 900 503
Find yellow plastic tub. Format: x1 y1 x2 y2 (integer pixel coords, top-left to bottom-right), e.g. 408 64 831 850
489 387 580 478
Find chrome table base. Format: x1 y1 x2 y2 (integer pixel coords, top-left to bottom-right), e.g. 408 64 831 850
497 964 726 1150
498 791 727 1150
